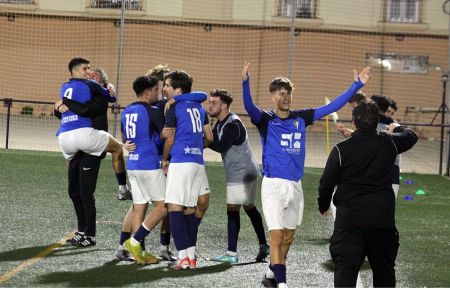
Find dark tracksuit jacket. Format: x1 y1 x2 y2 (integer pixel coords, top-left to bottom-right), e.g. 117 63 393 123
318 126 418 228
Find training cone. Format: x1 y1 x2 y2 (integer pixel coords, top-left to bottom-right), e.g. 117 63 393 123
404 180 414 185
403 195 414 201
415 189 425 195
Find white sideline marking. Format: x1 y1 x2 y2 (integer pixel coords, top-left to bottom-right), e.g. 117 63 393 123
0 232 74 284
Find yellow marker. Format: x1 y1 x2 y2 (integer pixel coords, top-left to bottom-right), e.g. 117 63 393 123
0 232 73 284
325 97 339 124
325 114 330 155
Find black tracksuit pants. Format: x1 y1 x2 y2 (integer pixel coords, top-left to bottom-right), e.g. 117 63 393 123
330 227 400 288
68 152 102 237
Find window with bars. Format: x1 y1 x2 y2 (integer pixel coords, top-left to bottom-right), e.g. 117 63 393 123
387 0 419 23
90 0 142 10
276 0 316 19
0 0 35 3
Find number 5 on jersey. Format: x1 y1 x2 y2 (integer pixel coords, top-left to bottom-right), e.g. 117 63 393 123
125 113 138 138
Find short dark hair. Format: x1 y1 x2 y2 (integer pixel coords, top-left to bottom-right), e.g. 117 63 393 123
133 75 158 96
349 91 366 105
370 94 390 113
389 98 398 111
210 89 233 106
352 100 379 131
165 70 192 94
269 77 294 94
68 57 89 73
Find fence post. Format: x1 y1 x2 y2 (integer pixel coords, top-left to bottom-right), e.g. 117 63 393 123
112 0 126 138
4 98 12 149
287 0 297 79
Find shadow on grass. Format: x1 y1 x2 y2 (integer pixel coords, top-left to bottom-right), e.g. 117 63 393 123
37 260 232 287
321 259 372 272
305 238 330 245
0 244 103 262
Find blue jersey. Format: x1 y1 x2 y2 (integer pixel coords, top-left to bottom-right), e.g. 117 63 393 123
166 100 208 164
121 102 165 170
256 110 314 181
57 79 104 135
242 77 364 181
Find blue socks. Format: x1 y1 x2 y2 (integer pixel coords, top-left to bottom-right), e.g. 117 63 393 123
227 211 240 252
245 207 267 245
169 211 189 251
160 232 171 247
119 231 131 245
115 172 127 186
271 264 287 284
133 225 150 244
185 213 199 248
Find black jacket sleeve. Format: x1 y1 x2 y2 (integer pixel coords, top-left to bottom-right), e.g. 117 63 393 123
54 109 61 120
149 106 165 134
318 146 341 213
209 122 240 153
63 94 108 118
391 126 418 154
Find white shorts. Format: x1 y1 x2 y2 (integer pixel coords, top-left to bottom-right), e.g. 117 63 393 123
165 163 210 207
128 169 166 204
261 177 304 231
58 127 110 160
226 179 257 206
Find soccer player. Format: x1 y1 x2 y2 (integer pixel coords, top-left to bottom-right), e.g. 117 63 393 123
206 88 269 264
117 75 167 265
123 64 207 261
57 62 131 201
86 67 132 200
318 100 417 287
386 98 398 120
241 62 371 288
55 57 125 247
161 70 213 270
118 75 208 263
336 91 367 138
371 94 401 198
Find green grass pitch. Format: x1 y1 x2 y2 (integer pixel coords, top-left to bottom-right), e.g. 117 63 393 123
0 149 449 287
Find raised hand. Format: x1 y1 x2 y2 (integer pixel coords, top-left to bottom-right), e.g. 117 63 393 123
242 62 250 81
353 66 372 84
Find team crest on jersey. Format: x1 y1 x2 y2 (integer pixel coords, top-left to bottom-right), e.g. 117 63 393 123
184 146 202 155
128 153 140 161
280 132 301 154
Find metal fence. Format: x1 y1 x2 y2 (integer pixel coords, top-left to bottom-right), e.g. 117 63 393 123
1 98 449 176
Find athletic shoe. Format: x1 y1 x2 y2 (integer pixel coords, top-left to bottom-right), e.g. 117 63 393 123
261 274 277 288
115 248 134 262
117 189 132 201
189 258 197 269
174 257 190 270
256 244 270 262
66 231 85 246
142 251 160 265
159 249 177 261
78 236 96 247
210 254 239 264
123 239 145 264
